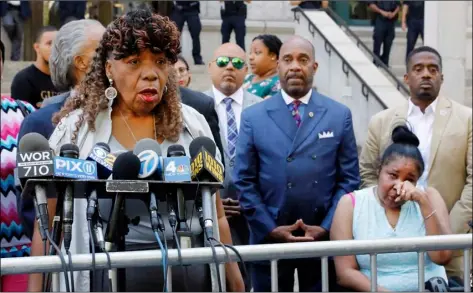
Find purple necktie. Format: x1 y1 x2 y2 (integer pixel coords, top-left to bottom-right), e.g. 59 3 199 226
289 100 302 127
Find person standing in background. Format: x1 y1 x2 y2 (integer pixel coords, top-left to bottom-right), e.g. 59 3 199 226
0 1 31 61
402 1 424 61
368 1 400 67
171 1 204 65
205 42 261 291
10 26 58 108
0 39 36 292
234 35 360 291
290 0 329 10
244 34 282 99
220 0 251 51
174 55 192 87
359 46 472 279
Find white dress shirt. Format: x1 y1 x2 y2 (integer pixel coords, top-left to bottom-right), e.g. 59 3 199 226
212 86 244 141
281 88 313 105
407 98 438 188
8 1 21 6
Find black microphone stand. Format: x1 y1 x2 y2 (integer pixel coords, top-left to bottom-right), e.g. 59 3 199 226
45 184 65 292
116 203 127 292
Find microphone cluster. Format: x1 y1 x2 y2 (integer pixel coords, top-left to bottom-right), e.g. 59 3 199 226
16 132 224 292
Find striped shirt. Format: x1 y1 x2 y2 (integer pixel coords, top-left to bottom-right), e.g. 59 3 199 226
1 96 35 258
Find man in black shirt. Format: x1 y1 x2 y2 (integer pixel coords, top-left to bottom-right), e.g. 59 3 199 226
220 0 251 51
10 26 59 108
170 1 204 65
368 1 400 66
401 1 424 61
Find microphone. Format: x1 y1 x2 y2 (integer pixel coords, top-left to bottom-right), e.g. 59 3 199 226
189 137 224 239
133 139 164 231
105 151 141 245
85 143 114 227
104 151 141 293
17 133 55 240
133 138 164 179
55 143 98 252
86 142 116 179
164 144 192 247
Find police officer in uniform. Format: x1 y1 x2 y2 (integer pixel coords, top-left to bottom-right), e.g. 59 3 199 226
368 1 400 66
220 0 251 51
401 0 424 61
171 1 204 65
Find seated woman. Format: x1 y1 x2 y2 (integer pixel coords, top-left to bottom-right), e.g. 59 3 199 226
243 34 282 99
174 55 192 88
27 9 244 292
331 125 452 292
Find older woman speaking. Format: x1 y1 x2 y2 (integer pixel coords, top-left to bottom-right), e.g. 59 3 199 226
28 9 244 292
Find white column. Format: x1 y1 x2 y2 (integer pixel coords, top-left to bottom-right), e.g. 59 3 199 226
424 1 468 105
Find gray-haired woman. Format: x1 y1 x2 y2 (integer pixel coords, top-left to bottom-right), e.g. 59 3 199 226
42 19 105 107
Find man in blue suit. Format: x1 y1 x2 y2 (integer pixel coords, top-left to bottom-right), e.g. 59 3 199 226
233 36 360 292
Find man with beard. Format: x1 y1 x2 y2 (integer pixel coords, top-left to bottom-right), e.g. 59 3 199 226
10 26 58 108
360 46 472 280
233 35 360 291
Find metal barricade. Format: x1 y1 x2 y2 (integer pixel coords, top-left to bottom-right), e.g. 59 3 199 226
1 234 471 292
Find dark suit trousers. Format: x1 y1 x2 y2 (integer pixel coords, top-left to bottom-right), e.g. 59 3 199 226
251 257 338 292
372 20 395 66
221 15 246 51
2 8 23 61
171 11 202 62
406 19 424 61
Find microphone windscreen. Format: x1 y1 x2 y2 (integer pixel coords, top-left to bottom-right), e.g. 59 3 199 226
112 151 141 180
95 142 111 153
167 144 186 157
18 133 50 152
189 136 216 158
133 138 162 156
59 143 80 158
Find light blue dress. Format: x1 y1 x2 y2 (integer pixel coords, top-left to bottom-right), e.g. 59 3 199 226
352 186 448 291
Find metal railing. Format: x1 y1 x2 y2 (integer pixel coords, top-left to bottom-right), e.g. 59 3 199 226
293 7 410 102
2 234 471 292
293 7 387 109
322 7 411 97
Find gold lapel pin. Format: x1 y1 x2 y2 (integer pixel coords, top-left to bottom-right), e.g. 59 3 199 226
309 112 314 118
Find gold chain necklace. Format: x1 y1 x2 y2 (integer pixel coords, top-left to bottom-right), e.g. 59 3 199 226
118 108 157 142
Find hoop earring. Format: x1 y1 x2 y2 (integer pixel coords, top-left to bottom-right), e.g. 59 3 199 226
105 78 118 101
164 86 168 94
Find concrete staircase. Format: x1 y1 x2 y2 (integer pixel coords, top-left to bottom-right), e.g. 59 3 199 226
351 27 472 108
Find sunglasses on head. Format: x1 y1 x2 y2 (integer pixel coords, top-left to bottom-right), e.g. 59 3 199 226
214 56 246 70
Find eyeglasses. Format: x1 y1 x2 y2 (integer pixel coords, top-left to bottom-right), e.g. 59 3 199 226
214 56 246 70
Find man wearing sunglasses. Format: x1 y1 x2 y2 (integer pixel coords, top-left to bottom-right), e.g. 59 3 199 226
233 36 360 292
205 42 260 291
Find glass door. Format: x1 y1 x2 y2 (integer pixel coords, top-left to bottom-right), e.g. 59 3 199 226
331 1 401 26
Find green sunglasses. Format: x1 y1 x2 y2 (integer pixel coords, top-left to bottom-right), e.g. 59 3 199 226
214 56 246 70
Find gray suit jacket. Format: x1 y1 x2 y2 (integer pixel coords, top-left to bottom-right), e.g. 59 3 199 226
204 88 261 200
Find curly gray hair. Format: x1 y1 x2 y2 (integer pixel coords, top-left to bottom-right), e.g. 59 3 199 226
49 19 104 92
